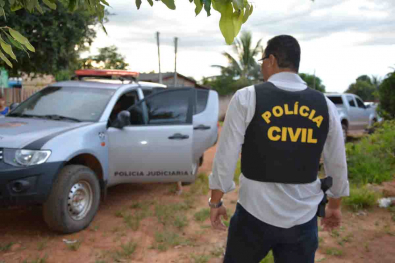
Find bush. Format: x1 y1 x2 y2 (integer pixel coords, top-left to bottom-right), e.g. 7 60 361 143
377 70 395 120
344 186 379 211
346 120 395 184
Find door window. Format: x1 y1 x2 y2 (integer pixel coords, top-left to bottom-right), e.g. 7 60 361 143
346 96 356 107
356 98 366 109
109 91 138 122
194 89 209 115
129 89 192 125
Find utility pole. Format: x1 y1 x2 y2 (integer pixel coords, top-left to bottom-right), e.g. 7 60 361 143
156 32 162 84
174 37 178 87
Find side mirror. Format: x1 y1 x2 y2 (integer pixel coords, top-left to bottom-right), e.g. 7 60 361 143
114 110 131 129
10 103 19 111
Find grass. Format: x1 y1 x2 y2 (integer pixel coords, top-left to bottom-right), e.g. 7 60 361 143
90 225 100 232
22 255 48 263
346 120 395 185
330 229 340 238
37 239 48 251
194 208 210 222
325 247 343 256
174 214 188 229
259 251 274 263
66 241 81 251
341 234 353 243
389 206 395 222
155 202 189 227
190 173 210 195
191 254 210 263
115 210 126 218
114 241 137 260
0 242 14 252
123 206 152 230
344 185 379 211
153 230 189 251
210 246 224 257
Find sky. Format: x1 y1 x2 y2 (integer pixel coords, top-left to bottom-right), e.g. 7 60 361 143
85 0 395 93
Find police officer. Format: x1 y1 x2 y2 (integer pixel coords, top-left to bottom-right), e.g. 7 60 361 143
208 35 349 263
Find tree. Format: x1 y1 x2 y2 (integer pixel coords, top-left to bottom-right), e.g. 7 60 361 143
0 5 100 77
377 70 395 120
299 73 325 92
345 75 377 101
79 46 129 70
206 31 262 95
0 0 257 68
214 31 262 80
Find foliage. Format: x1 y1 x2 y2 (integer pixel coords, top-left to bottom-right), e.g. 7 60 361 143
259 251 274 263
299 73 326 92
79 45 129 70
346 120 395 184
204 31 262 95
345 75 379 101
377 70 395 120
0 0 258 67
194 208 210 222
0 5 99 77
213 31 262 80
343 186 379 211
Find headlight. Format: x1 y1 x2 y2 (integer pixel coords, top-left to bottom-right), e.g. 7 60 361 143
4 149 51 166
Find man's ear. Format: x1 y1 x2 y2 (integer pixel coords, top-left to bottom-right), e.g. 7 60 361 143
269 54 276 67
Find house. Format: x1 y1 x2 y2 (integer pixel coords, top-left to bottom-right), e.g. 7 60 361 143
138 72 208 89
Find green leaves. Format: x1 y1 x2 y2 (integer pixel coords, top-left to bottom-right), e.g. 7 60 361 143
43 0 57 10
0 51 12 68
219 2 234 44
9 28 35 52
136 0 142 9
0 27 36 68
194 0 203 16
0 39 17 60
161 0 175 10
203 0 211 16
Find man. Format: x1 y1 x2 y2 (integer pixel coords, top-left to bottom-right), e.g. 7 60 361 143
208 35 349 263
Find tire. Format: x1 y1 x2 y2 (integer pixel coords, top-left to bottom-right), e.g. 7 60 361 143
342 124 348 143
43 165 101 234
182 159 200 186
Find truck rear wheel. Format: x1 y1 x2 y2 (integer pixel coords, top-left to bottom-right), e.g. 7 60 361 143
43 165 100 234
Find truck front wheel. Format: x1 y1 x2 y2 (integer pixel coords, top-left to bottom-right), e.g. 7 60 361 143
43 165 101 234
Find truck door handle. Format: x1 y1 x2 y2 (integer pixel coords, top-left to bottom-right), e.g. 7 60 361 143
194 125 210 130
168 133 189 140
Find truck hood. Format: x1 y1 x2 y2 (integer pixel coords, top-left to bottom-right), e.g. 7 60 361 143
0 117 91 149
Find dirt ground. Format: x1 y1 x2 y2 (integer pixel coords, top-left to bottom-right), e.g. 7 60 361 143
1 130 395 263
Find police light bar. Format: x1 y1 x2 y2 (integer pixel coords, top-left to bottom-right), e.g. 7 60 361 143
75 69 139 79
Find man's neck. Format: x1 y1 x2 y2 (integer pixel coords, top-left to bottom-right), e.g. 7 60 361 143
276 68 297 74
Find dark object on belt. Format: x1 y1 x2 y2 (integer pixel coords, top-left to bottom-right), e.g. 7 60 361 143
317 176 333 218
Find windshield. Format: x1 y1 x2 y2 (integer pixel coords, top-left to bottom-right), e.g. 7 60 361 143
327 96 343 105
10 86 115 122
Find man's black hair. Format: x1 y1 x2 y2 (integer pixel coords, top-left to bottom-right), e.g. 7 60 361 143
265 35 301 72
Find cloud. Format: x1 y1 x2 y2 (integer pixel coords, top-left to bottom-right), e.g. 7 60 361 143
86 0 395 92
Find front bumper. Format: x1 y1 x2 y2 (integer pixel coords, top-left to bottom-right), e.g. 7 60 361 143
0 161 64 206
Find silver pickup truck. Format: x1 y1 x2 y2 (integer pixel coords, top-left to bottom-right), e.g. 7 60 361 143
325 93 379 141
0 71 219 233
